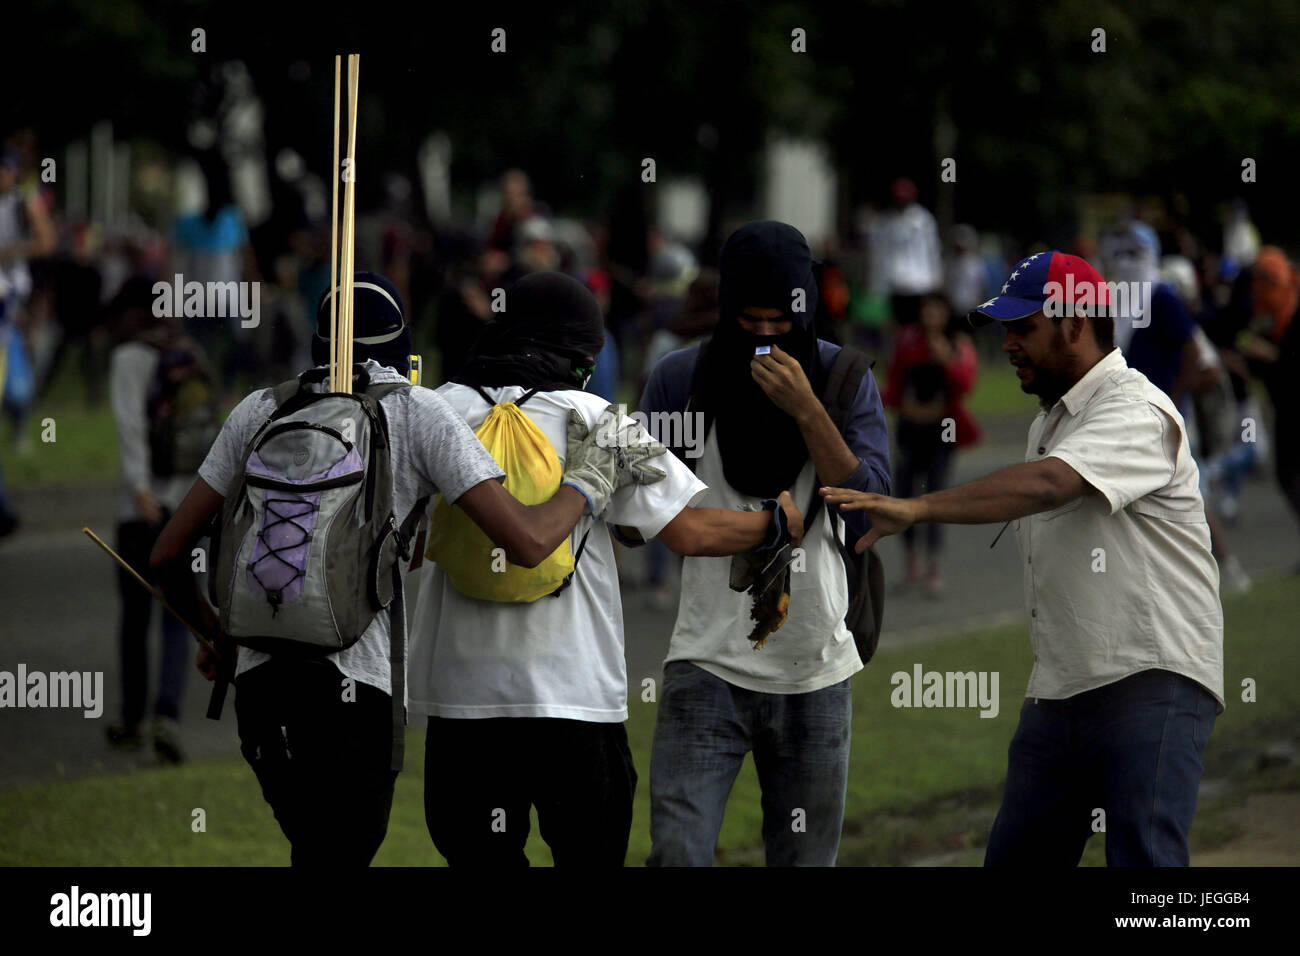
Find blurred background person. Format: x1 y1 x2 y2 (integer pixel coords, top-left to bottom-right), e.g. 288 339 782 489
488 168 545 254
170 150 258 395
1161 253 1252 594
0 146 57 452
945 224 989 319
104 273 218 763
1234 246 1300 570
866 177 942 327
881 291 980 596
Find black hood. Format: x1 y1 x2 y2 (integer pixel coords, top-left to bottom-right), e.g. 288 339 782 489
455 270 606 392
696 221 823 498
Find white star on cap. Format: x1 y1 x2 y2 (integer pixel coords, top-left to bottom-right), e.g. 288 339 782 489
977 298 996 309
1001 283 1009 293
1010 270 1020 280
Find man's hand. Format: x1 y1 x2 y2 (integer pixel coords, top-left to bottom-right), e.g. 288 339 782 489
751 345 818 418
134 489 165 526
562 405 668 516
927 332 954 365
820 487 922 552
777 490 803 547
195 635 236 682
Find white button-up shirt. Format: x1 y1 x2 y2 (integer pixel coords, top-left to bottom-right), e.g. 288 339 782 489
1014 347 1224 708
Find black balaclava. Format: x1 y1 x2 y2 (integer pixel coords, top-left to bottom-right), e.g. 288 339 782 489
311 270 412 377
697 220 822 498
455 270 605 392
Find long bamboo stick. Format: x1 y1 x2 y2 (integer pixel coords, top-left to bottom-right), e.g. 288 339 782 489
342 54 360 391
82 527 217 653
329 55 341 392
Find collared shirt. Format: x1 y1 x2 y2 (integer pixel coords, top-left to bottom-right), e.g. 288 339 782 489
1015 347 1224 709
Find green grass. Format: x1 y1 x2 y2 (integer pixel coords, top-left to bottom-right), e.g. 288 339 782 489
2 576 1294 866
965 361 1040 420
0 403 119 489
1 351 122 489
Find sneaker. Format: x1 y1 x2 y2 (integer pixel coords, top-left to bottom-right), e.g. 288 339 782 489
1220 555 1252 596
152 718 186 765
106 722 144 751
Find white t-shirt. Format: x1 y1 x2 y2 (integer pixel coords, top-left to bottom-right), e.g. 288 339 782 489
407 383 707 722
663 429 864 694
198 361 505 696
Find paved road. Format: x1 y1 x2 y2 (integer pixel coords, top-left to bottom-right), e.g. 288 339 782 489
2 422 1295 789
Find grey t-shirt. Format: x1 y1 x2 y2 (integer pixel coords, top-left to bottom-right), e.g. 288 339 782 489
109 342 196 522
197 360 505 695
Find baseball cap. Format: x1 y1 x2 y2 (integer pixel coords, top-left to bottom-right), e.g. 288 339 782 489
968 250 1111 326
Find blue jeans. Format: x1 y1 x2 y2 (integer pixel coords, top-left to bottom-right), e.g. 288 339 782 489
647 661 852 867
985 669 1218 867
116 520 190 724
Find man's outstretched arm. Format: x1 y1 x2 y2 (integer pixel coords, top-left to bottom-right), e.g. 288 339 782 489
454 479 588 568
821 457 1091 551
618 490 804 557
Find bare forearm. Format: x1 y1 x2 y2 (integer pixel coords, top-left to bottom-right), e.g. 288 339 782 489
457 479 586 568
915 461 1081 525
795 402 859 486
660 507 770 556
518 486 588 564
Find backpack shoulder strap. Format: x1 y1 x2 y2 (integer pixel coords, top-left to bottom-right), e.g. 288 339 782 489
683 340 712 475
822 345 874 433
805 345 875 524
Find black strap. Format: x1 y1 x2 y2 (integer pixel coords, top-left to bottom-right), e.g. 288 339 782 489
803 345 874 535
464 384 581 596
388 558 406 771
471 384 540 409
682 342 712 475
205 661 231 720
548 526 591 597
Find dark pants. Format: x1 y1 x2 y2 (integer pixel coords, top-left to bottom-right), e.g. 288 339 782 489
1274 416 1300 547
647 661 852 867
985 669 1218 867
895 421 954 555
235 659 397 866
116 519 189 725
424 716 637 867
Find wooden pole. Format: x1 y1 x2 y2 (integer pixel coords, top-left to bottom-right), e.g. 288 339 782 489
81 527 217 653
341 53 360 392
329 55 341 392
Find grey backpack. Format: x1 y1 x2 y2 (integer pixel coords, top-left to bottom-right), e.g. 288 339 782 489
208 365 429 769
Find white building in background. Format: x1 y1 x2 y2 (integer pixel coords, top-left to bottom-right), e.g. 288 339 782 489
657 177 709 245
762 136 837 251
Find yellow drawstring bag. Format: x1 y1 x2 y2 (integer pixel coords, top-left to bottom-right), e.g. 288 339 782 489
425 389 583 602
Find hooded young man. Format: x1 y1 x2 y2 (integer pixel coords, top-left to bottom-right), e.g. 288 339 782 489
409 271 802 866
638 221 892 866
149 271 661 865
